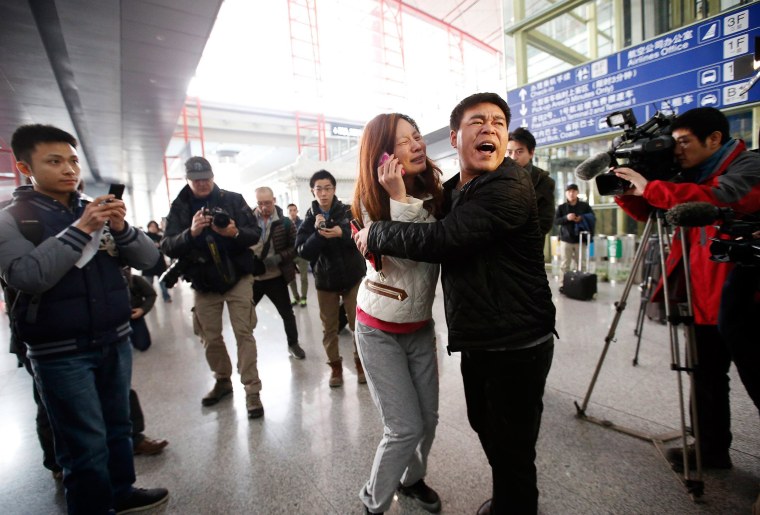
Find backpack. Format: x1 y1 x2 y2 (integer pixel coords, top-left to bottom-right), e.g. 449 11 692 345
1 201 45 362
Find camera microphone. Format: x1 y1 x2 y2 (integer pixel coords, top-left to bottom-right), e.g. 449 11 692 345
575 152 611 181
665 202 734 227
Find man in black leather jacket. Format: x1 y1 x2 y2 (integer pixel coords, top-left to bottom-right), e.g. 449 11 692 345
354 93 556 515
161 157 264 418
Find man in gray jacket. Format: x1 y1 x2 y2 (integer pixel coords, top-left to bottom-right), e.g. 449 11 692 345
0 124 167 514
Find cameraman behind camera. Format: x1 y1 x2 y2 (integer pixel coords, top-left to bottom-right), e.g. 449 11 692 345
613 107 760 472
160 156 265 418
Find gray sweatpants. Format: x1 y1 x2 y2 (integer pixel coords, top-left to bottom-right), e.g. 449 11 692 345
356 320 439 513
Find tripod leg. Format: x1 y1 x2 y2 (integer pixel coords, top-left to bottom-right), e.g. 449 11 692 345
677 225 704 494
632 300 646 366
575 215 654 416
656 216 704 498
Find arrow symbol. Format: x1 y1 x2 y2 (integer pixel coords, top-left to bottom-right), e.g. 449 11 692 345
520 105 528 116
519 89 527 101
521 119 528 128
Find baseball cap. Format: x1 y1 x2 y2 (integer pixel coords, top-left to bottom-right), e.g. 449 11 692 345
566 183 579 191
185 156 214 180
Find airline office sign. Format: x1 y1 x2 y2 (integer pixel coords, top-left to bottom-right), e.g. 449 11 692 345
506 3 760 146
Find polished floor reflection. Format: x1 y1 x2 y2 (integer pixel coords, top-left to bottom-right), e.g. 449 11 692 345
0 273 757 514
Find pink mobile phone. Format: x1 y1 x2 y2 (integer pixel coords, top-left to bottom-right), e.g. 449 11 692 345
378 152 405 175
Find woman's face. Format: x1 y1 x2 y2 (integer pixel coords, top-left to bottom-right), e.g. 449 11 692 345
147 222 159 233
393 118 427 176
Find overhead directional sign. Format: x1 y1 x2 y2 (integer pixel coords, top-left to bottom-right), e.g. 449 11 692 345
506 3 760 146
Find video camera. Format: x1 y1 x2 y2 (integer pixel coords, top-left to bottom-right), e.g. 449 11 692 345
576 109 678 196
665 202 760 265
709 217 760 265
202 207 231 229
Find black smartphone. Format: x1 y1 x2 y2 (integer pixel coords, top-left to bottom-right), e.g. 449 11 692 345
108 183 125 200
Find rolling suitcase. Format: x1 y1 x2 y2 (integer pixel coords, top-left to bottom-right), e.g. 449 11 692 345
560 231 597 301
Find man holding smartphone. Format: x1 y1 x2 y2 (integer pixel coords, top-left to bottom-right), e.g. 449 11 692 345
295 169 366 387
0 124 168 514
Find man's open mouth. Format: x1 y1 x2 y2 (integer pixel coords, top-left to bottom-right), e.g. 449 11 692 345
477 142 496 153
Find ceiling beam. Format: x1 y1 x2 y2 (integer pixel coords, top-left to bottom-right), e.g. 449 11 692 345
525 31 587 65
504 0 589 35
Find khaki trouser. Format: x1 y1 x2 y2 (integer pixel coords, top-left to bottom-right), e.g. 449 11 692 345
317 280 360 363
559 241 579 274
192 275 261 394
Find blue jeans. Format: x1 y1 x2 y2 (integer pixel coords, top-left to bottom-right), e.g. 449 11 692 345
32 339 136 515
144 274 171 301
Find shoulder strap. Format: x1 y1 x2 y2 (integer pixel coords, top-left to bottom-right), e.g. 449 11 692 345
2 200 45 331
5 201 44 246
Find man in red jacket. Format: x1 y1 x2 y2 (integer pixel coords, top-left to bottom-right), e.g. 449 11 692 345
614 107 760 472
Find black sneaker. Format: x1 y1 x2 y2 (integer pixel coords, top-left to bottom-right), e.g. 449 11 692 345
397 479 441 513
288 343 306 360
666 445 732 473
115 487 169 514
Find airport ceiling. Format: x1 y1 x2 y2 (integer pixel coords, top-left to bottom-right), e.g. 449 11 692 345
0 0 502 193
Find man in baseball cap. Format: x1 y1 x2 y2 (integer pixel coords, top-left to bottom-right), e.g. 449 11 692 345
162 155 266 418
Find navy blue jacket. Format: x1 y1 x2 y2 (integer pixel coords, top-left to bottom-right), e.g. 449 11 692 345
0 187 158 358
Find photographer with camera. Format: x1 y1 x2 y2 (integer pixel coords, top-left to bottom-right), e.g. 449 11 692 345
613 107 760 472
296 170 366 388
161 157 265 418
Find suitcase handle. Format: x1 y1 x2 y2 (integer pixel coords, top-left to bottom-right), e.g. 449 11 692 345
578 231 591 273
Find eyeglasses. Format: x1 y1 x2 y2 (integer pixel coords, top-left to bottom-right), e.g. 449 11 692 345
257 200 274 207
313 186 334 193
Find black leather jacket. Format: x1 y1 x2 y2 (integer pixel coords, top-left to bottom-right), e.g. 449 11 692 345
367 159 556 352
161 184 260 293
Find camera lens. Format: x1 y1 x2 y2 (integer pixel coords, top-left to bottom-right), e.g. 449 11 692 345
212 213 230 228
318 221 327 230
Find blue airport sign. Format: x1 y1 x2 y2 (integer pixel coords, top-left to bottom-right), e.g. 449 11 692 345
506 3 760 146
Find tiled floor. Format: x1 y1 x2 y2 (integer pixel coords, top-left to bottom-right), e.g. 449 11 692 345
0 273 757 514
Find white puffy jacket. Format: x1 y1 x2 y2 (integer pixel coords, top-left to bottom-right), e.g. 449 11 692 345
356 196 440 324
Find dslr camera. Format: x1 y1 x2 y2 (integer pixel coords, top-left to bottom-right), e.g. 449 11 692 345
202 207 231 229
595 109 678 196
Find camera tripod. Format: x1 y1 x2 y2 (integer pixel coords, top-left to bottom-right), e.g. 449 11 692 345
573 209 704 500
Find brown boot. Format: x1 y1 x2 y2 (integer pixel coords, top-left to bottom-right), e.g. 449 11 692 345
328 359 343 387
354 357 367 384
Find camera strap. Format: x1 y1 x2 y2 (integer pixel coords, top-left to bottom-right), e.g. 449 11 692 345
257 222 276 259
205 234 233 284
